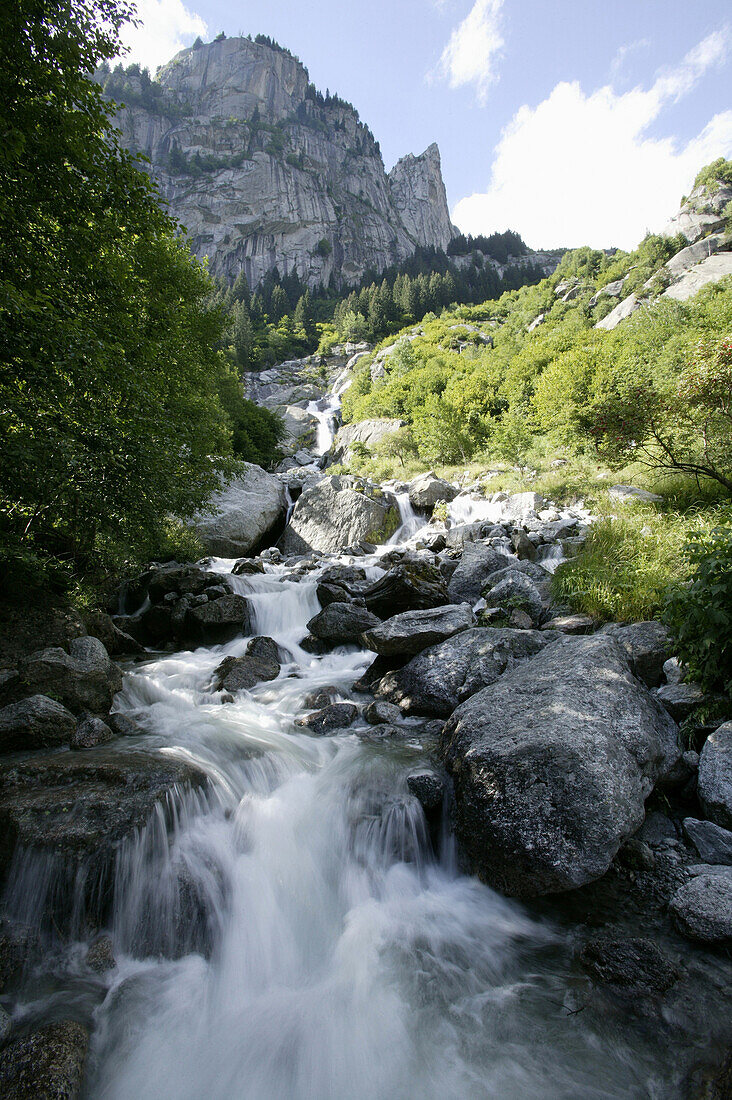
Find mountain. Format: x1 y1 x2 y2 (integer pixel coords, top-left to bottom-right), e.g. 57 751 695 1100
99 36 457 289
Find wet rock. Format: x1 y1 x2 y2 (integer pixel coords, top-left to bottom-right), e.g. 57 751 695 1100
0 1019 88 1098
279 476 399 555
579 935 679 996
361 562 449 618
440 635 681 897
213 637 280 692
0 921 38 993
86 934 116 973
352 655 404 694
362 604 476 657
82 610 144 656
698 722 732 829
354 724 411 743
541 614 596 635
192 464 287 557
407 771 445 812
446 543 512 605
0 696 77 754
377 627 552 717
146 563 228 603
296 703 358 736
0 751 207 880
306 603 380 646
0 1006 10 1046
303 686 338 709
107 713 144 738
600 621 672 688
185 594 250 645
683 818 732 865
670 874 732 944
21 637 121 716
232 558 265 576
364 700 403 725
316 582 358 608
70 714 115 750
407 473 458 512
656 681 705 722
299 635 331 656
511 530 538 561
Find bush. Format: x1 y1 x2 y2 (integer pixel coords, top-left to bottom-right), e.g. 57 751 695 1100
664 526 732 693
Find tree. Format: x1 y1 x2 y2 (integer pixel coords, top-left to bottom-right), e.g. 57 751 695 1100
232 301 254 368
293 290 316 343
412 395 473 464
0 0 238 570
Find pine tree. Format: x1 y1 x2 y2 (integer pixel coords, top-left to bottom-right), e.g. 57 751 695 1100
232 270 251 307
232 301 254 369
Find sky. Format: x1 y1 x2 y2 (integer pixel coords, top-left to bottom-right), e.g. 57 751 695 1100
119 0 732 250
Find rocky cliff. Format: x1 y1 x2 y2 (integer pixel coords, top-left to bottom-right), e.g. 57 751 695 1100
104 37 457 287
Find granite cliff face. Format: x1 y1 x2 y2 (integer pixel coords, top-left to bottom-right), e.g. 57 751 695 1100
107 37 457 287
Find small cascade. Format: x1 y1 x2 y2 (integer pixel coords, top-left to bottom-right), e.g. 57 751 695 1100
447 493 505 527
388 492 427 544
306 366 354 457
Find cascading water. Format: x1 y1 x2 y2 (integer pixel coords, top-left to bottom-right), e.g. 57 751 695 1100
306 366 353 458
387 493 427 545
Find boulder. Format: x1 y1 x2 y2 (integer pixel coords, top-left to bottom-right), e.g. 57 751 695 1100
601 621 673 687
446 543 512 605
0 750 207 880
70 714 115 750
361 562 449 618
362 604 475 657
213 637 280 692
306 603 380 646
407 771 445 813
185 594 250 645
363 700 403 725
607 484 662 503
192 464 287 557
698 722 732 829
407 472 458 512
296 703 358 736
331 419 403 464
683 818 732 865
541 614 596 635
0 696 77 754
279 476 399 555
656 682 704 722
86 934 116 973
0 1019 88 1099
579 935 679 996
483 570 546 626
439 635 681 896
21 637 122 716
82 610 144 656
146 564 228 604
595 294 641 331
377 627 552 717
663 253 732 302
670 874 732 944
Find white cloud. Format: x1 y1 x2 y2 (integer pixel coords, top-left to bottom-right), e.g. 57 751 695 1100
436 0 505 103
118 0 207 74
453 31 732 249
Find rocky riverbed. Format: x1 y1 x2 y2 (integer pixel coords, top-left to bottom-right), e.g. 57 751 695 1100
1 362 731 1098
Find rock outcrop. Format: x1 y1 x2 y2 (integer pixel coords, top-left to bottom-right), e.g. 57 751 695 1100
103 37 456 287
192 464 287 557
279 476 399 554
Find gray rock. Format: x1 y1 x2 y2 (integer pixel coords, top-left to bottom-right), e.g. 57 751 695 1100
86 934 117 973
439 635 681 896
637 811 678 848
231 558 265 576
607 484 663 503
362 604 475 657
213 637 280 692
296 703 358 736
354 724 411 743
71 714 115 750
0 1019 88 1099
446 542 512 605
331 419 404 464
540 614 595 634
670 874 732 944
192 464 287 557
0 921 38 993
499 492 544 522
364 700 402 725
185 594 250 645
508 608 534 630
579 935 678 995
361 561 449 617
698 722 732 829
307 603 380 646
279 477 399 555
21 636 121 716
656 681 704 721
601 621 673 687
377 627 552 717
0 1006 10 1046
483 570 546 625
683 818 732 865
664 253 732 301
0 696 77 754
407 771 445 812
511 530 538 561
595 294 641 331
661 180 732 243
408 473 458 511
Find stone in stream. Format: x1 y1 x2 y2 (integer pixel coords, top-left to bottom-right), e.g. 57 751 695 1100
232 558 265 576
0 695 77 754
683 818 732 865
670 874 732 944
361 604 476 657
578 935 679 996
191 464 288 557
407 771 445 812
377 627 553 717
20 637 122 716
439 634 681 897
698 722 732 829
364 700 403 725
279 476 400 555
213 636 280 693
361 562 449 618
407 472 458 512
70 714 115 750
296 703 358 736
306 603 380 646
446 542 512 605
185 594 250 645
482 570 546 627
86 934 117 973
0 1019 89 1099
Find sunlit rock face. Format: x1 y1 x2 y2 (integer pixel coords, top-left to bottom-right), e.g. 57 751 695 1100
107 37 456 287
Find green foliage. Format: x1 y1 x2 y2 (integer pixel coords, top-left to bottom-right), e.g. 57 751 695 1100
315 238 333 258
693 158 732 192
0 0 242 575
664 525 732 694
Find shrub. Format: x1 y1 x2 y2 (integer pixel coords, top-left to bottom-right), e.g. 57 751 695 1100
664 526 732 694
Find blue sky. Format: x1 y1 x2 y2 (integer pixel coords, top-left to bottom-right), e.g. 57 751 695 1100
120 0 732 249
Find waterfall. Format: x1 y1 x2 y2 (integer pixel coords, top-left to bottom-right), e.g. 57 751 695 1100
306 366 353 457
388 492 427 544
